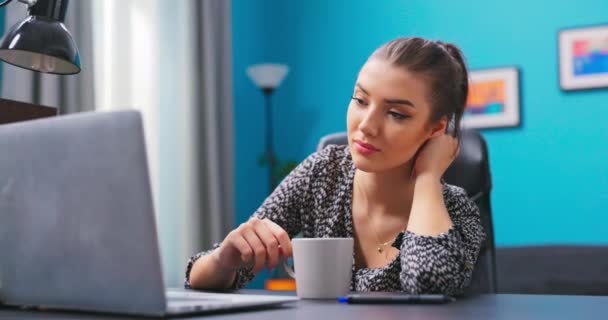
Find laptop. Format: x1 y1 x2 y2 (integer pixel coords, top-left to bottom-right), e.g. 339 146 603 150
0 110 298 316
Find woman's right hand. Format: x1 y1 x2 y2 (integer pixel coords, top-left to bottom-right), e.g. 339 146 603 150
212 217 293 274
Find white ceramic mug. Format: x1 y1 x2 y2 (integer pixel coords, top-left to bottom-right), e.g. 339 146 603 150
282 237 353 299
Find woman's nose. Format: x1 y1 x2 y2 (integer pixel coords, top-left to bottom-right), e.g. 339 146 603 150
358 110 380 137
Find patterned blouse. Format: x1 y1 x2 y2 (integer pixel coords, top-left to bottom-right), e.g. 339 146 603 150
185 145 485 295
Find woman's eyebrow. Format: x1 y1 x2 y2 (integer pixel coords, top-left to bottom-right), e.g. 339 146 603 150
356 83 415 109
355 83 369 95
385 98 415 109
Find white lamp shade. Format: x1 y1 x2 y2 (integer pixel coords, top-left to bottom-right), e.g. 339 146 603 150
247 63 289 90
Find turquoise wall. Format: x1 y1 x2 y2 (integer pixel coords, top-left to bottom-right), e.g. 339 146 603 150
233 0 608 288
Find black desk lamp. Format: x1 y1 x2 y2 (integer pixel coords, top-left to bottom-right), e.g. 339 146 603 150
0 0 80 74
0 0 80 123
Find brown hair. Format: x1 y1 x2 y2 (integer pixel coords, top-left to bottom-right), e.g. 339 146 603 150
370 37 469 139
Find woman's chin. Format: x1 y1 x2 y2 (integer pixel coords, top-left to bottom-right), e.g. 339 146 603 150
351 154 382 172
351 149 414 174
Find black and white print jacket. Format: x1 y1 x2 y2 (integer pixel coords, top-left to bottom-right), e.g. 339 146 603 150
186 145 485 295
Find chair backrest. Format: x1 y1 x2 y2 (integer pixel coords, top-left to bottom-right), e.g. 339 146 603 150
316 130 497 294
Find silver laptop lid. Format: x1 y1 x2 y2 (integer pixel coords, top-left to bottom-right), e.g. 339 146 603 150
0 111 166 316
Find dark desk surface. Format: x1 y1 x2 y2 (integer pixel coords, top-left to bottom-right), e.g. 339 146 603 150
1 292 607 320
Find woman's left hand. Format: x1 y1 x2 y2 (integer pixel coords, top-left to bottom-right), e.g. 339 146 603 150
412 134 459 180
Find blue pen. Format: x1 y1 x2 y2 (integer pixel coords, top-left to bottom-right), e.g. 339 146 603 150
338 294 455 304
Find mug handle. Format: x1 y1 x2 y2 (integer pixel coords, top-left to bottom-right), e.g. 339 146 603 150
282 257 296 279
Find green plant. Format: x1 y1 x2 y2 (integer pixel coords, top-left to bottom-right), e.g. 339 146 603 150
258 153 298 187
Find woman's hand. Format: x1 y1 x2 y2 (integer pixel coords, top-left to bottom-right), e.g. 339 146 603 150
407 134 459 236
213 217 293 274
412 134 459 180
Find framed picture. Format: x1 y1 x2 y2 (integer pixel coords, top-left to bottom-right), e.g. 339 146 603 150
559 24 608 91
463 67 520 129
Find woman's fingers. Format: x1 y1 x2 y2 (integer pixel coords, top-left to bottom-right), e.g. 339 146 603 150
249 218 280 270
220 217 291 274
232 234 254 265
262 219 292 258
217 227 253 269
241 227 266 273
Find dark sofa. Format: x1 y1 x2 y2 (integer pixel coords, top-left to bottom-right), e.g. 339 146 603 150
496 246 608 295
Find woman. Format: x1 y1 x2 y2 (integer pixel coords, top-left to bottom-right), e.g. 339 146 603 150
185 37 485 295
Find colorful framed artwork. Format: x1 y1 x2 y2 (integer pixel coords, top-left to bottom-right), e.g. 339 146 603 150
559 24 608 91
463 67 520 129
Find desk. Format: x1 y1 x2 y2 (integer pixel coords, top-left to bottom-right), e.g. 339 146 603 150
1 292 607 319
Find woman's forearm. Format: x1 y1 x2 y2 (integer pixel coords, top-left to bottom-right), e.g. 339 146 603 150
399 230 471 295
407 173 453 236
188 250 237 290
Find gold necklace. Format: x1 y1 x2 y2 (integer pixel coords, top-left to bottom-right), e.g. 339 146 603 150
355 173 407 254
366 210 395 254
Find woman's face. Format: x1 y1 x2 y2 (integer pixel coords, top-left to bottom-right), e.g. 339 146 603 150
347 58 442 173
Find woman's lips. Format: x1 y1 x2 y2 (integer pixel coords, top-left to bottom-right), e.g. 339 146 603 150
354 140 380 155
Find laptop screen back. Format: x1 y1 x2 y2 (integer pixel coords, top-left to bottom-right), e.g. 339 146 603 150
0 111 167 316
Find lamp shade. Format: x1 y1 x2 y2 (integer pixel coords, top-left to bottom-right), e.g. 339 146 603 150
0 15 81 74
247 63 289 91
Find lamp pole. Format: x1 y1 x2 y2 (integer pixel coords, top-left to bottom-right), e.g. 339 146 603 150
262 87 276 193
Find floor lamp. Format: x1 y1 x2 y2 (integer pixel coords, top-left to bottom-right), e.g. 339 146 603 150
246 63 289 194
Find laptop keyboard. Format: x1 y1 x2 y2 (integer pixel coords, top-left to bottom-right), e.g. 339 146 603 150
164 289 298 314
167 290 232 301
166 290 234 312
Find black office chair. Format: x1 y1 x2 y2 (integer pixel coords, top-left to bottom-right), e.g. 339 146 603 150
316 129 497 294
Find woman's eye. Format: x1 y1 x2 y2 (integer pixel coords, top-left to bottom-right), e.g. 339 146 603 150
351 97 367 106
389 111 409 120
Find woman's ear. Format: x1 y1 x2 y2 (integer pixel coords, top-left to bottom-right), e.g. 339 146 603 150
428 116 448 138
